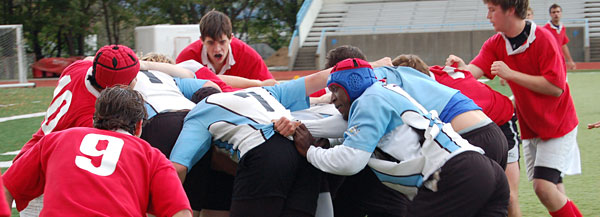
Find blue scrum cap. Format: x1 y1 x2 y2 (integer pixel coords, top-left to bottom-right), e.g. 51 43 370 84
327 58 376 102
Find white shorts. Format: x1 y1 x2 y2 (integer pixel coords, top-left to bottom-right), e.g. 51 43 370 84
523 127 581 181
507 141 520 164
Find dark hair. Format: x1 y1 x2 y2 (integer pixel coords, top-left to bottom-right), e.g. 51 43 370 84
549 3 561 14
191 87 221 103
391 54 430 75
482 0 529 19
93 86 147 135
199 10 232 41
325 45 367 69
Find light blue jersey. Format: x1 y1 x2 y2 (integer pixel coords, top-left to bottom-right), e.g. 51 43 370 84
170 78 309 171
373 66 480 122
343 83 483 199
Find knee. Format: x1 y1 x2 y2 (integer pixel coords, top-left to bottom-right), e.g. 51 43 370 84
532 181 553 202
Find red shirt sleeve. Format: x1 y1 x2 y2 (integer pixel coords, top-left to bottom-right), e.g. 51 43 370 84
3 137 48 211
562 28 570 45
0 171 11 217
147 149 191 217
470 35 500 79
227 38 274 81
537 30 567 90
194 68 240 92
176 40 203 64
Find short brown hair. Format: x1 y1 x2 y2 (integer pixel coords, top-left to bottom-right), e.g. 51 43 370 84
141 52 175 64
392 54 430 75
549 3 561 14
94 86 147 135
482 0 529 19
325 45 367 69
199 10 232 41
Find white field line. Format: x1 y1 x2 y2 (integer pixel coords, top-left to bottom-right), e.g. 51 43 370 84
0 150 18 168
0 112 45 123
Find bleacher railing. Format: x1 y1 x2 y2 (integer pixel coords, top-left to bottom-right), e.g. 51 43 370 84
315 19 589 55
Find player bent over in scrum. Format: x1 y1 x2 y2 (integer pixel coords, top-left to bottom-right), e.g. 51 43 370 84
283 58 509 216
3 87 192 217
170 66 333 217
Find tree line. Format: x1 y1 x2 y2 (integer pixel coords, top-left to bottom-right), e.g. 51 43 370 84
0 0 303 60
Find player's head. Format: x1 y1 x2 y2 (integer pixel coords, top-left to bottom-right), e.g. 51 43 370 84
392 54 430 75
483 0 529 32
191 86 222 104
88 45 140 90
141 52 175 64
549 4 562 23
199 10 233 67
94 86 147 136
325 45 367 69
526 6 534 19
327 58 376 120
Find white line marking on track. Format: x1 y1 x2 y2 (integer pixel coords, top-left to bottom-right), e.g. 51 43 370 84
0 112 45 123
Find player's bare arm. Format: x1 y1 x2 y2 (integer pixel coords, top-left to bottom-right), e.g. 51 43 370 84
370 57 393 68
491 61 563 96
140 61 195 78
172 209 193 217
446 54 485 78
172 163 188 183
3 186 12 211
588 120 600 129
562 45 576 70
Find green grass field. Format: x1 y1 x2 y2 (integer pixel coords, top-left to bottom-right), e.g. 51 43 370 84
0 73 599 216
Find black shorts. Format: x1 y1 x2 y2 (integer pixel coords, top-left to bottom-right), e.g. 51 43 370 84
499 114 521 151
408 151 509 217
461 122 508 169
232 133 321 216
140 111 233 211
331 168 410 217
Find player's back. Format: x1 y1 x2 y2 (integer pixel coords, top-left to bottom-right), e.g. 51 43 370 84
18 127 183 216
193 87 294 156
16 60 98 160
135 69 196 113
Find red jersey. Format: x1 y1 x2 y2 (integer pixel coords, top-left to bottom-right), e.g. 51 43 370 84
16 60 100 160
471 23 578 140
176 37 274 81
429 65 513 126
0 171 10 217
543 22 569 53
3 127 191 216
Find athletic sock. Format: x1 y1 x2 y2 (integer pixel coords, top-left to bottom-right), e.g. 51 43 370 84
571 201 583 217
549 200 577 217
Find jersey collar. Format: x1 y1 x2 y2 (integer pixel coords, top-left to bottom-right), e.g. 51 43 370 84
501 21 537 56
201 43 236 75
546 20 563 34
84 66 101 97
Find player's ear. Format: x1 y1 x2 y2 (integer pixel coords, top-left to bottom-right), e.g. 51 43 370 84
134 120 143 137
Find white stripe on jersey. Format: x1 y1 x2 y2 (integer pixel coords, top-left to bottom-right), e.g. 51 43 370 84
134 70 195 112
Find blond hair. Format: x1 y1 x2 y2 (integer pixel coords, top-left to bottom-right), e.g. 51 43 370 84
140 52 175 64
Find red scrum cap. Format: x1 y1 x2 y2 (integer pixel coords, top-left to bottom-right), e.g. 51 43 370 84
92 45 140 88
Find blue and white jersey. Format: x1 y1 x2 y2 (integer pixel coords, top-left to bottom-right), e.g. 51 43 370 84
307 82 483 200
134 70 207 118
373 66 480 122
170 78 310 171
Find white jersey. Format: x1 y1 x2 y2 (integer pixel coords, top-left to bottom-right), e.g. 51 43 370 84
134 70 196 114
170 78 309 170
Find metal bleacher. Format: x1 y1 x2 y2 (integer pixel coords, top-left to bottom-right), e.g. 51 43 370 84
291 0 590 70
